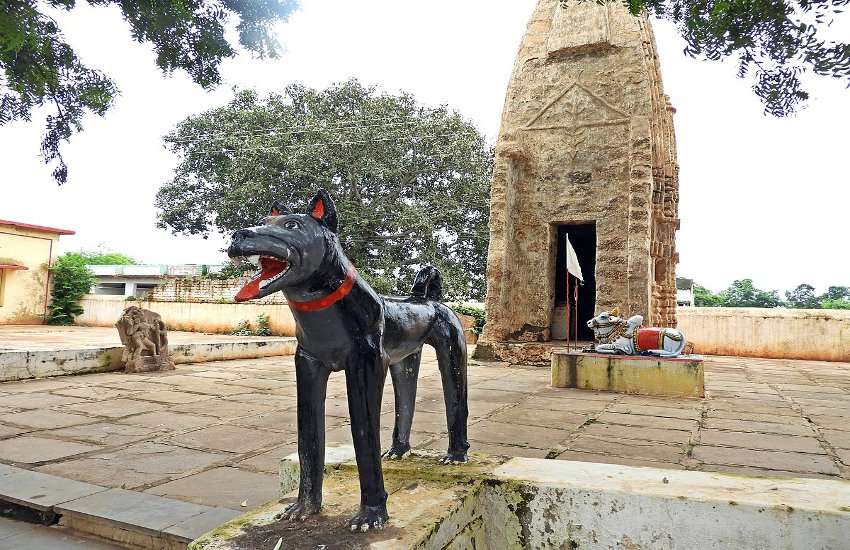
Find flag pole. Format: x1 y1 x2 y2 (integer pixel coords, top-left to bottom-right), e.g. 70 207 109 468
574 275 579 350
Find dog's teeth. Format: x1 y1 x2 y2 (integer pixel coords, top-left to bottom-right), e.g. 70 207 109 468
247 255 260 266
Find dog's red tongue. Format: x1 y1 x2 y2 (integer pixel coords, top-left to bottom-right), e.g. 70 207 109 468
235 257 287 302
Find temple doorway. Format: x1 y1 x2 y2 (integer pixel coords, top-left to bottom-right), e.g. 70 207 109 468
553 223 596 341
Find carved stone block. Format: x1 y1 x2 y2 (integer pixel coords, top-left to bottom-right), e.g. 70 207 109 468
115 306 175 373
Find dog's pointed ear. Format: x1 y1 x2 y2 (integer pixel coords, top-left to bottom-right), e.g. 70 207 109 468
269 201 290 217
308 189 338 233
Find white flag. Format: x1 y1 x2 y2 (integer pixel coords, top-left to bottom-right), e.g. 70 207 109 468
565 235 584 282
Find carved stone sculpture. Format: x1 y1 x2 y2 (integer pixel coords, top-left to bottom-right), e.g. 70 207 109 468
116 306 175 373
587 308 687 357
227 189 469 532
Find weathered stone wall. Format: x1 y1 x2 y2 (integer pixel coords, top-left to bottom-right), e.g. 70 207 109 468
147 277 287 305
480 0 679 353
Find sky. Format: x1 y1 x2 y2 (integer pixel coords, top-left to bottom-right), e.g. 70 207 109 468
1 0 848 295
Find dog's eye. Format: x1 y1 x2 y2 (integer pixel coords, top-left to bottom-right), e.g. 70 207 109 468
284 220 300 230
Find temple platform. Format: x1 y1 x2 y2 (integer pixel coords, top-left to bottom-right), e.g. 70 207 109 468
473 340 593 366
551 350 705 398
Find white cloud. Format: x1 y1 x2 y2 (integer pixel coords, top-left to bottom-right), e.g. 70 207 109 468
0 1 847 294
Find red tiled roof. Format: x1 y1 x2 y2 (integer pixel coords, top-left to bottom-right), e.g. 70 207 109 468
0 219 75 235
0 264 28 270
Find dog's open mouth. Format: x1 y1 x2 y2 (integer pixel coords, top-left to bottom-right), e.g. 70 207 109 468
235 256 290 302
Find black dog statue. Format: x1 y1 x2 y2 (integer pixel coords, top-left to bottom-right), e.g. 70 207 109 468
227 189 469 531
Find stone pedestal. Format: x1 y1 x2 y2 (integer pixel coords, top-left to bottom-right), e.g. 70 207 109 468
551 350 704 397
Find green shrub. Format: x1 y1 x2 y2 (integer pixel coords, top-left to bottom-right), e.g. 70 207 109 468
231 320 253 336
231 314 274 336
254 314 273 336
47 254 95 325
451 305 485 334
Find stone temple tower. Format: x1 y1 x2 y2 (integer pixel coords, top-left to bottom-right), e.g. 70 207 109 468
477 0 680 363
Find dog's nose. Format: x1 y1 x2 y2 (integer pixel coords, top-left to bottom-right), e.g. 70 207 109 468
232 229 255 242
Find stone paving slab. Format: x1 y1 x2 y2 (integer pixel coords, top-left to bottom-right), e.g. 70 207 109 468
0 466 106 511
55 488 223 537
0 436 100 464
145 467 279 510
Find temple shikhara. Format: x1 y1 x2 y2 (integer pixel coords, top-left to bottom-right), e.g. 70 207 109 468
477 0 680 363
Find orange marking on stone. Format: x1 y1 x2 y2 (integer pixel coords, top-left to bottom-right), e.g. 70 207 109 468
311 199 325 219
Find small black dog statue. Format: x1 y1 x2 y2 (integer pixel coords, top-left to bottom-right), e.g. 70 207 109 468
227 189 469 531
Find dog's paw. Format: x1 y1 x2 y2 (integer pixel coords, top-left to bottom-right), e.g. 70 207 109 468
347 504 388 532
439 451 469 465
276 499 320 522
382 443 411 460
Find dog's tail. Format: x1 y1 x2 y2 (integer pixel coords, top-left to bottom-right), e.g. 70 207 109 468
411 266 443 301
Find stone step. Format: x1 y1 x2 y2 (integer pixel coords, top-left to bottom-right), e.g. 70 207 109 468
0 337 297 382
0 464 239 549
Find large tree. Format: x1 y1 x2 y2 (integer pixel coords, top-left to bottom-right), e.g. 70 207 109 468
720 278 784 308
1 0 296 184
611 0 850 116
156 80 493 301
785 283 821 308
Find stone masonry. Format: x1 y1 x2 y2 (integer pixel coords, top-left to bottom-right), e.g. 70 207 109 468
478 0 680 361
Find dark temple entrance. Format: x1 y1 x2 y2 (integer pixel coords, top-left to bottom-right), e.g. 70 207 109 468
554 223 596 341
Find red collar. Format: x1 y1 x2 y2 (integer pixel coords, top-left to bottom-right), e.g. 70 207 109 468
288 267 357 312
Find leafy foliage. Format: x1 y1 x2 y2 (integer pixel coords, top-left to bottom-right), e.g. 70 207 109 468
157 79 493 301
0 0 297 184
785 283 820 309
600 0 850 116
64 250 137 265
205 260 255 280
689 280 850 309
231 313 273 336
693 284 724 307
47 253 95 325
821 298 850 310
719 279 784 308
451 304 486 334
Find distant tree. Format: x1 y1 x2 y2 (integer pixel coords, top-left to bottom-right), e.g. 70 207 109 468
1 0 297 184
821 286 850 301
156 80 493 300
693 284 723 307
720 279 783 308
785 283 821 309
64 250 137 265
819 285 850 309
603 0 850 116
47 253 95 325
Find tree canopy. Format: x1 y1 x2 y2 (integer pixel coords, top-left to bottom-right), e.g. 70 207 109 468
691 279 850 309
156 79 493 300
613 0 850 116
1 0 297 184
64 250 137 265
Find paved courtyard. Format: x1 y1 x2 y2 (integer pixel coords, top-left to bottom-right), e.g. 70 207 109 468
0 348 847 514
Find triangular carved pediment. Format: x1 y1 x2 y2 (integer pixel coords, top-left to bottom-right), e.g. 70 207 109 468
524 82 628 130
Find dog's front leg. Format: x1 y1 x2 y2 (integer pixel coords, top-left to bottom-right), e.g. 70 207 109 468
280 348 330 521
345 344 389 531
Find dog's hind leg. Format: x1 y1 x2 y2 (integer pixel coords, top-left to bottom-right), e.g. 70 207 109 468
429 309 469 464
384 349 422 460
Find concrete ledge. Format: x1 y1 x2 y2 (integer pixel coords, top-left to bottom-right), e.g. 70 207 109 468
491 458 850 549
551 350 705 397
192 450 850 549
0 338 297 382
